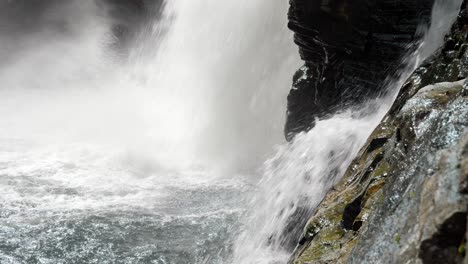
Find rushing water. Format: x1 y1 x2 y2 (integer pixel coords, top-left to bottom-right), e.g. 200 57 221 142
0 0 462 263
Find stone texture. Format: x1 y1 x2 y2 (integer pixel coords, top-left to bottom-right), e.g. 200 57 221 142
290 2 468 263
285 0 435 140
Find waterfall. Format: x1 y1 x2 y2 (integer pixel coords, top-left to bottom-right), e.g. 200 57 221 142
0 0 299 263
0 0 299 172
0 0 462 263
124 0 302 172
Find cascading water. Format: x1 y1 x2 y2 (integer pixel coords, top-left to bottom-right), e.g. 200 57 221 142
0 1 299 263
0 1 462 264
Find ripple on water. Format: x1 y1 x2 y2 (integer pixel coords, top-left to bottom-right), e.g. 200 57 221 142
0 142 250 264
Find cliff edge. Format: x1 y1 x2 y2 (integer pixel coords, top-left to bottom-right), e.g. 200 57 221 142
289 1 468 263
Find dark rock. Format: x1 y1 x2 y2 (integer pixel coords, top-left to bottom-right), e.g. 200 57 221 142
285 0 435 140
419 212 467 264
341 194 364 231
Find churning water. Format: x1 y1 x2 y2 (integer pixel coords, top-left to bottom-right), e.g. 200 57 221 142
0 0 462 263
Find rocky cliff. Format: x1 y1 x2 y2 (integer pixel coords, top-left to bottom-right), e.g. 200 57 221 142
289 1 468 263
285 0 434 140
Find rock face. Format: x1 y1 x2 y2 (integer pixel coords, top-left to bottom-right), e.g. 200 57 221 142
286 0 435 140
289 2 468 263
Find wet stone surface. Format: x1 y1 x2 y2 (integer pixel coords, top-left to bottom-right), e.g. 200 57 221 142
285 0 435 140
290 2 468 263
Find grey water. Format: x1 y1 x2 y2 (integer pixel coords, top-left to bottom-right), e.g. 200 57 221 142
0 0 462 264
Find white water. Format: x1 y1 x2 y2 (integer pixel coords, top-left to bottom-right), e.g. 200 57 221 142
0 0 462 263
0 0 298 212
0 0 299 263
0 0 299 172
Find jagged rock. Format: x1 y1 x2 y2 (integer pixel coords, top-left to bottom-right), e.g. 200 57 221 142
290 2 468 263
285 0 435 140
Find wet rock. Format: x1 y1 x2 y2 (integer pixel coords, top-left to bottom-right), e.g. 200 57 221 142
290 2 468 263
419 212 467 264
285 0 435 140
